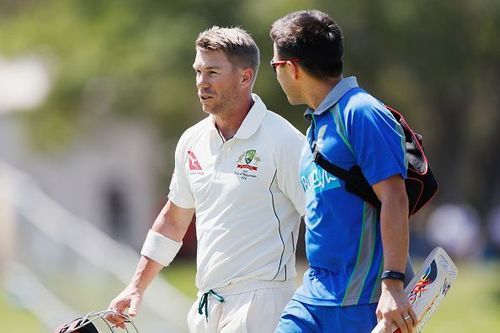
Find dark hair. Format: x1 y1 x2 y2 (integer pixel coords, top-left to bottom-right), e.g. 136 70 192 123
196 26 260 76
270 10 343 79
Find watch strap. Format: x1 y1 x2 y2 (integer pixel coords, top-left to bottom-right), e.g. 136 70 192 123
380 270 406 283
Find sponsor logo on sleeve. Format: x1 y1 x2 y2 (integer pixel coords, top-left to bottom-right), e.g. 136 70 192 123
187 150 204 175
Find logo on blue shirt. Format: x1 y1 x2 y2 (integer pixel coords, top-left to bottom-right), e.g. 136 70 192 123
301 161 341 196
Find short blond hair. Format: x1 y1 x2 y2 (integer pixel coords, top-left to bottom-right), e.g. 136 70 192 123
196 26 260 76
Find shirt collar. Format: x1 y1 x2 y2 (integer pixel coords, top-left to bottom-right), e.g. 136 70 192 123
304 76 359 117
209 93 268 140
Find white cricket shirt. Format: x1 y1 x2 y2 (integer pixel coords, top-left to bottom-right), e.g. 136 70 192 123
168 94 305 292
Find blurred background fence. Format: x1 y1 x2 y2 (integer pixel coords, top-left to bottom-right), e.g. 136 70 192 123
0 162 191 332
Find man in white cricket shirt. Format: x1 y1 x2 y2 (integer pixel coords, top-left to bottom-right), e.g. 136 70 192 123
106 26 305 333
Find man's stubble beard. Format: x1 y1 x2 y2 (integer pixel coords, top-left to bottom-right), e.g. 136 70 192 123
203 85 240 118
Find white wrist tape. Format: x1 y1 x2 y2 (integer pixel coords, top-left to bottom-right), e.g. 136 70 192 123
140 230 182 267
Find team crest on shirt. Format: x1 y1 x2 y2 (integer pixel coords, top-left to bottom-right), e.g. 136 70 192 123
235 149 260 180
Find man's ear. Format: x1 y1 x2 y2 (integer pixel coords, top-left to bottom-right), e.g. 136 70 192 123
288 61 300 80
241 68 254 87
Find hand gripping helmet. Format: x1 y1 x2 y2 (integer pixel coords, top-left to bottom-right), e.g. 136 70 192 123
53 310 139 333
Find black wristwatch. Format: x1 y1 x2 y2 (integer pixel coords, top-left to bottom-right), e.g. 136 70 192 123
380 270 405 283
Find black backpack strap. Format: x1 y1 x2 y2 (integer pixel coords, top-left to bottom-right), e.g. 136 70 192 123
311 142 382 209
311 142 350 179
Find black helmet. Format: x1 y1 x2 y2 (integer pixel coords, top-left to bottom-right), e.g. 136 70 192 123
54 310 138 333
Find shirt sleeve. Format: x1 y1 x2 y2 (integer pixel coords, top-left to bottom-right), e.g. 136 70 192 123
346 102 407 186
168 134 195 209
275 125 307 216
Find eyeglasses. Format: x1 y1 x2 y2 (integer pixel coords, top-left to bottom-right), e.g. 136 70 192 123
270 58 301 72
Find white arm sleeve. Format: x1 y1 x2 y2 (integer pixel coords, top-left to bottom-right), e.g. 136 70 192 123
168 133 195 208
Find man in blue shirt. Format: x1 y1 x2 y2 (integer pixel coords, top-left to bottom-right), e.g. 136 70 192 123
270 10 416 333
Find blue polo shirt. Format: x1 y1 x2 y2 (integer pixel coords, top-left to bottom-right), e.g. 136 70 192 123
295 76 407 307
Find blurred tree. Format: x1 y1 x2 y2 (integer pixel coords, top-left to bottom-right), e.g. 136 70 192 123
367 0 500 215
0 0 498 216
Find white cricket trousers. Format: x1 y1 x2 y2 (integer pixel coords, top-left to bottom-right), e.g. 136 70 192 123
187 280 295 333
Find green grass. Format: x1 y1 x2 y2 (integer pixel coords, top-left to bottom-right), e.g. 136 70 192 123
161 259 198 299
423 262 500 332
162 260 500 332
2 260 499 332
0 291 46 333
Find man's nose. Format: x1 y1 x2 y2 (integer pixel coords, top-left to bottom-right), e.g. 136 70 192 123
196 73 209 89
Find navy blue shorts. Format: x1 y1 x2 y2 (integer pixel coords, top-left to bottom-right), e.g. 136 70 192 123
275 299 378 333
